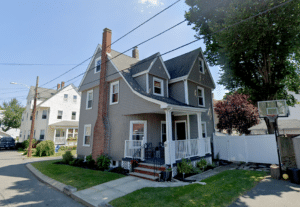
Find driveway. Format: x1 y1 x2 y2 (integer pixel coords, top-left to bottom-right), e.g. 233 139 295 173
0 150 84 207
230 176 300 207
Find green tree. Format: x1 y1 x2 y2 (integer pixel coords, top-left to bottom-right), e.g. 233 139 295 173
0 99 25 131
185 0 300 132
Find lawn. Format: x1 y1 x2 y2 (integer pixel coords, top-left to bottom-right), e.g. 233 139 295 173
20 149 77 157
31 160 125 190
110 170 267 207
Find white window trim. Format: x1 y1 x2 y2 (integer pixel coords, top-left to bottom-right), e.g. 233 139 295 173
110 80 119 105
71 111 76 120
73 95 77 103
83 124 91 147
129 120 147 143
199 57 205 74
197 86 205 107
153 77 164 96
64 94 68 102
42 110 47 119
201 122 207 138
161 121 166 144
57 110 63 119
95 57 101 74
86 89 93 110
40 129 45 140
175 120 187 140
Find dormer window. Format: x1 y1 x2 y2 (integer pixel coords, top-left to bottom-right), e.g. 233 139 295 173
153 77 164 96
95 57 101 73
199 57 204 73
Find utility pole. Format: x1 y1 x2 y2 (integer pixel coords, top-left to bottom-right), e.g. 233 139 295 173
28 76 39 157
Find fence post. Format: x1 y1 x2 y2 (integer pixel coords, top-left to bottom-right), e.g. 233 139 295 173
227 134 230 161
244 134 248 163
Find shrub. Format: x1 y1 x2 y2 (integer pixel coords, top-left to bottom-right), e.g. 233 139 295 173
15 143 23 150
197 159 208 170
86 155 95 168
23 139 37 149
35 140 55 157
62 151 74 164
177 158 193 174
96 154 111 171
32 140 41 148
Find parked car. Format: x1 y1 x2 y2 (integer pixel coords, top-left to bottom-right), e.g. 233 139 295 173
0 137 15 149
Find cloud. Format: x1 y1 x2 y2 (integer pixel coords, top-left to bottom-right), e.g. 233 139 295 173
138 0 164 6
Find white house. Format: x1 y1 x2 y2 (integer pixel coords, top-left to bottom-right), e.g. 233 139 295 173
0 110 20 139
19 82 81 145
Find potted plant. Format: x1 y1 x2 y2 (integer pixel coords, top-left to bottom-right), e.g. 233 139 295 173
161 167 172 181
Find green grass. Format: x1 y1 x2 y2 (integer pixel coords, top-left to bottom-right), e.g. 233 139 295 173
21 149 76 158
31 160 125 190
110 170 267 207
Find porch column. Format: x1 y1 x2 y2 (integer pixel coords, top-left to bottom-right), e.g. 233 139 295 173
165 109 175 165
197 113 203 138
65 128 68 145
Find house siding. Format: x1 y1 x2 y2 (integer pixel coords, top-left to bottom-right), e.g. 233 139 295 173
169 81 185 103
148 58 169 80
134 74 146 92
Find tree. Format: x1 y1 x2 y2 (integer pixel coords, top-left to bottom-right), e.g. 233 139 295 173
0 99 25 132
214 92 260 135
185 0 300 133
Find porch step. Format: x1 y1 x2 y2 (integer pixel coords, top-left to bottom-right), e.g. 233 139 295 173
138 163 166 171
129 172 160 181
134 167 162 177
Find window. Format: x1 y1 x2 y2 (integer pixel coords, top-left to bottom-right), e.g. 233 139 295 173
55 129 65 138
86 90 93 109
24 130 26 140
40 130 45 140
83 125 91 146
34 130 36 138
153 77 164 96
130 121 147 141
64 94 68 101
110 81 119 104
201 122 207 138
57 110 63 119
71 112 76 120
68 128 78 139
73 95 77 103
95 57 101 73
27 131 30 140
30 116 32 120
161 122 166 143
197 86 205 107
42 110 47 119
199 57 204 73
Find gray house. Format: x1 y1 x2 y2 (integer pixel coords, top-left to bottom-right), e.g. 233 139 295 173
77 30 215 178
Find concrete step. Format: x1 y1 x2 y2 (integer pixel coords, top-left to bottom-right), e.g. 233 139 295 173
129 172 159 181
134 167 161 176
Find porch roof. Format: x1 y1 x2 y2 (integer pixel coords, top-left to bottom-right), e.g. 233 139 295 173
49 121 79 127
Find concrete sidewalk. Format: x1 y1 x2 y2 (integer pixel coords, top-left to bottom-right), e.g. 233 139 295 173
230 176 300 207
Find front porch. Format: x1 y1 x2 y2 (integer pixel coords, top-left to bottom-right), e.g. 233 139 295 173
50 121 79 145
123 106 212 167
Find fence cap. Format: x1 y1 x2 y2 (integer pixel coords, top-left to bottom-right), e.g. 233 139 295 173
270 164 279 168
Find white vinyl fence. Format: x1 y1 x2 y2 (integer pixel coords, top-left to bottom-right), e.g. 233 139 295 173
213 134 279 164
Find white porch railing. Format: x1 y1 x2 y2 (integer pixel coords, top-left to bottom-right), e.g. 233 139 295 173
55 137 66 145
175 137 211 160
124 140 144 159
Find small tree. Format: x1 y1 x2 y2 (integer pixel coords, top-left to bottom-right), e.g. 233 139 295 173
214 92 259 134
0 98 25 132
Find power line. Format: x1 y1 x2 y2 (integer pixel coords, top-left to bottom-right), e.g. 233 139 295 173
0 63 86 66
39 0 181 87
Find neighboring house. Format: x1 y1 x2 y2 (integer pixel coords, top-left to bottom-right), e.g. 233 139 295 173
0 110 20 139
77 28 215 172
249 92 300 137
19 83 81 145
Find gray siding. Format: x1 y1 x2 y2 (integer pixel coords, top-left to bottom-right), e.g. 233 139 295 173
148 58 169 80
187 53 215 89
148 75 168 97
134 74 146 92
169 81 185 103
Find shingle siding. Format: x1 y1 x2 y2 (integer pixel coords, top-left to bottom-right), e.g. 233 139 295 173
169 81 185 103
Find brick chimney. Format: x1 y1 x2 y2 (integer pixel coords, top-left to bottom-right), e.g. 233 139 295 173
61 81 65 88
92 28 112 160
132 46 139 60
57 84 61 90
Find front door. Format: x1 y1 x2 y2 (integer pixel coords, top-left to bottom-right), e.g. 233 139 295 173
176 121 186 140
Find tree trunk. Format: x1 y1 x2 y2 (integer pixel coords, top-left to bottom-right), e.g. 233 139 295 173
264 117 276 134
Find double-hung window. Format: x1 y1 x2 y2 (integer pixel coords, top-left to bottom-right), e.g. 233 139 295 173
86 90 93 109
110 81 119 105
71 112 76 120
83 124 91 146
73 95 77 103
42 110 47 119
153 77 164 96
95 57 101 73
197 86 205 107
199 57 204 73
201 122 207 138
64 94 68 102
40 130 45 140
130 121 147 141
57 110 63 119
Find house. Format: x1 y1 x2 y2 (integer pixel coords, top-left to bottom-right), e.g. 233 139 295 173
77 28 215 177
19 83 81 146
0 110 20 139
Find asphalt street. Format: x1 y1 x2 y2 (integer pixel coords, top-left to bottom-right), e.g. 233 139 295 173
0 150 84 207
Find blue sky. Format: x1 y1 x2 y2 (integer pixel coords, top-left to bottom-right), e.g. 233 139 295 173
0 0 227 106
